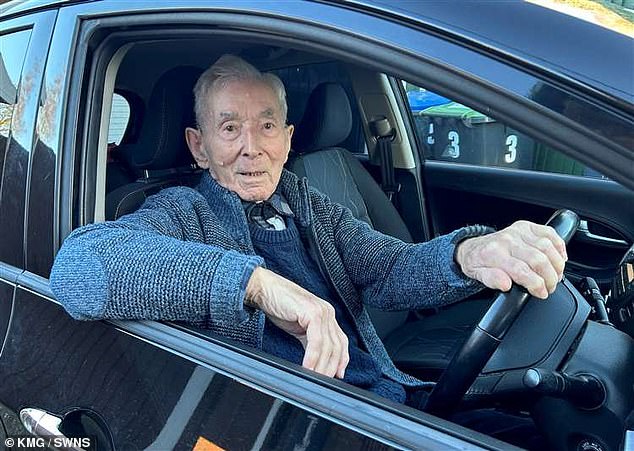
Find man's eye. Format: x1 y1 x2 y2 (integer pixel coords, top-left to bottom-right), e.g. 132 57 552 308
263 122 275 130
224 124 236 132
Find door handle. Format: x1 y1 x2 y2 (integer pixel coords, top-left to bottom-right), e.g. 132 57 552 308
577 220 628 247
19 408 86 451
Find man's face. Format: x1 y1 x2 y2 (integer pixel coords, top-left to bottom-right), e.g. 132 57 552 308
186 79 294 202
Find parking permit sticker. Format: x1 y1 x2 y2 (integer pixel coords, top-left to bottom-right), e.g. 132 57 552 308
193 436 225 451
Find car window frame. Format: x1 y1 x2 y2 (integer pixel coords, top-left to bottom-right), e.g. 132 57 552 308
0 10 56 274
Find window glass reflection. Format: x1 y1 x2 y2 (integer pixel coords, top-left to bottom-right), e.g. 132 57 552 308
108 93 130 146
0 29 32 150
0 28 32 269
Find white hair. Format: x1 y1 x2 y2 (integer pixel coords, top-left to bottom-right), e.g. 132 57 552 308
193 54 288 130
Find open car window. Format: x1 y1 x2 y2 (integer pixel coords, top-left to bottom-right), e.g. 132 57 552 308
402 81 608 179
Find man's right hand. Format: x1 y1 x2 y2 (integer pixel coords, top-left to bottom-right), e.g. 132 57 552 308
245 267 350 379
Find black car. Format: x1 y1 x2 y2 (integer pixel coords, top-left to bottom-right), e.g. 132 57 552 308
1 0 633 450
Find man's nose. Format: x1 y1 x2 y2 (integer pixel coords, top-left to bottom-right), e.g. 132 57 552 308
240 124 262 157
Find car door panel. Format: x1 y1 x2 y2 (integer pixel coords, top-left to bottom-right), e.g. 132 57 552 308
423 162 634 287
0 284 193 448
0 280 15 357
0 280 402 450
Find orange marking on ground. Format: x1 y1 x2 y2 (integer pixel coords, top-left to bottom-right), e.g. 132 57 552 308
193 436 225 451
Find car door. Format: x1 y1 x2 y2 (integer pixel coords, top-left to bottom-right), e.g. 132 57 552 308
4 1 629 449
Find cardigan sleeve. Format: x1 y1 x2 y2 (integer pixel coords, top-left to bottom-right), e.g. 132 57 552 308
50 187 263 330
326 195 485 310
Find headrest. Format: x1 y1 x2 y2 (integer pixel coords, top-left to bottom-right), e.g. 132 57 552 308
293 82 352 154
118 66 203 171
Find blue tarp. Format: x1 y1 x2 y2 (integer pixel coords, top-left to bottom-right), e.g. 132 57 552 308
406 89 450 112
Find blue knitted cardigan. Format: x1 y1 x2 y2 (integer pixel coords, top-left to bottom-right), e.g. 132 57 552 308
50 170 482 388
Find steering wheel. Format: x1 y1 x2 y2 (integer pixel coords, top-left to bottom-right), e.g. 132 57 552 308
424 209 580 417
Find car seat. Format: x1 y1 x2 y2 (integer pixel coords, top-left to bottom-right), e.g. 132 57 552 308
291 83 413 243
289 82 485 381
105 66 203 220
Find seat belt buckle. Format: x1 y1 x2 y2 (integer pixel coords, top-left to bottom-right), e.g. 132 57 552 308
382 183 401 200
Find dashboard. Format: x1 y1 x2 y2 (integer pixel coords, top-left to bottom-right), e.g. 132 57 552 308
608 244 634 336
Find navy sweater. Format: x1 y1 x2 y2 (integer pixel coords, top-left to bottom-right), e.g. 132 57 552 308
251 219 406 403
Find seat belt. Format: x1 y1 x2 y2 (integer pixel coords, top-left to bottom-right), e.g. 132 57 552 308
369 116 399 203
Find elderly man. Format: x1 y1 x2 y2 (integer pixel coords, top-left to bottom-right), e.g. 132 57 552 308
51 55 566 406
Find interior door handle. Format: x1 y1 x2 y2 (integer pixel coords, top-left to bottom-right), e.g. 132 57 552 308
577 220 628 247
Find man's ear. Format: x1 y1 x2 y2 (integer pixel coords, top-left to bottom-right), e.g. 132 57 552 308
185 127 209 169
284 124 295 162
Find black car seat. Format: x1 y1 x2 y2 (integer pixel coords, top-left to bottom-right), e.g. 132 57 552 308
291 83 413 243
290 83 412 340
289 82 485 381
105 66 203 220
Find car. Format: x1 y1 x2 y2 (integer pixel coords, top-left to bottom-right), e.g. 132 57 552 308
1 0 633 450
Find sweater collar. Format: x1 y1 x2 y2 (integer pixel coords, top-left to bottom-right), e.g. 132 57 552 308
196 171 243 212
280 169 311 228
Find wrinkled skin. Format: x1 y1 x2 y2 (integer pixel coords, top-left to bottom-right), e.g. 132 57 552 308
186 79 294 202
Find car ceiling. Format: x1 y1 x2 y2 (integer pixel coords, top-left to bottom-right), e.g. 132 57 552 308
116 38 332 101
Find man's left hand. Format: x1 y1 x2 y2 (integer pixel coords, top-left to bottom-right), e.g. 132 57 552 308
455 220 568 299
